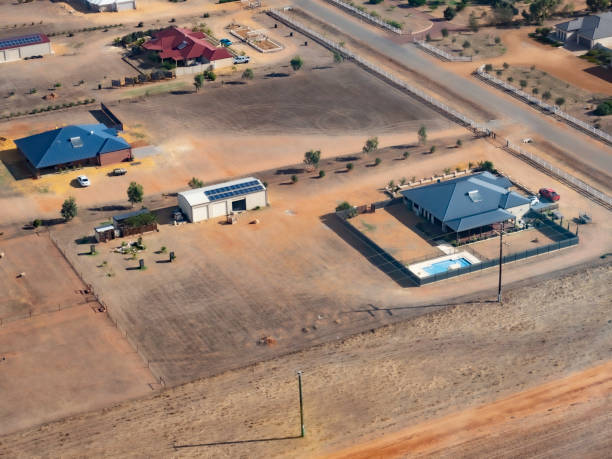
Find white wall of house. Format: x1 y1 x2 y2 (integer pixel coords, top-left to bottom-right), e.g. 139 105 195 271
210 57 233 70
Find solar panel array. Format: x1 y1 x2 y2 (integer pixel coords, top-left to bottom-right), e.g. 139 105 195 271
0 35 43 49
204 180 264 202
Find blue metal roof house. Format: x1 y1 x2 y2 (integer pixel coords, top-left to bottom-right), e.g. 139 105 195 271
15 124 132 177
401 172 530 235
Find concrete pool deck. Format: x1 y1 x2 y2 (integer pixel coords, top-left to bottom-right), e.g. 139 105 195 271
409 251 481 279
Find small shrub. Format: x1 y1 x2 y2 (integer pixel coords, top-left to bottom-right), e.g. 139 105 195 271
319 170 326 178
403 151 409 160
291 174 298 183
160 246 167 253
429 145 436 154
290 56 303 71
593 100 612 116
503 62 509 69
441 28 449 38
346 163 354 171
374 157 381 166
335 201 352 211
494 36 501 44
456 139 462 147
484 63 493 72
188 177 204 188
32 219 42 228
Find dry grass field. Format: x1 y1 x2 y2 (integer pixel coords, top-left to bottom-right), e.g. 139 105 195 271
0 262 609 457
0 233 91 322
0 304 156 436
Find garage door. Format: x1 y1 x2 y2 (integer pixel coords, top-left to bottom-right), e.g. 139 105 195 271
4 48 19 62
115 0 134 10
209 202 226 219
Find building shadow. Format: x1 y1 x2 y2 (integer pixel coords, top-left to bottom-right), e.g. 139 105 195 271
173 435 301 449
0 148 32 181
583 66 612 84
320 213 416 288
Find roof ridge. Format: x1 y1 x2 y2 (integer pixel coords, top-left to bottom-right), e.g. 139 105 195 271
441 181 459 221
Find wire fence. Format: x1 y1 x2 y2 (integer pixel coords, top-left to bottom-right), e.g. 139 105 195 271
505 140 612 207
323 0 402 34
415 41 473 62
476 65 612 145
269 10 489 134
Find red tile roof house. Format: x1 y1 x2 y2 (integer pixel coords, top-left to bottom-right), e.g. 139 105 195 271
142 27 233 72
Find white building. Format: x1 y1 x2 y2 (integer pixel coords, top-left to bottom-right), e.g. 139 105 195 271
0 34 52 64
82 0 136 12
178 177 268 223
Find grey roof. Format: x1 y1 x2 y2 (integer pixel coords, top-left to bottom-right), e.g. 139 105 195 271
401 172 529 232
556 12 612 40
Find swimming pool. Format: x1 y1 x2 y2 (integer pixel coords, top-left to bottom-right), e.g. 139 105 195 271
423 257 471 275
408 251 481 279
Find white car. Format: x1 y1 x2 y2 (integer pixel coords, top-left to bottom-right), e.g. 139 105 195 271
233 56 250 64
77 175 90 187
528 195 539 206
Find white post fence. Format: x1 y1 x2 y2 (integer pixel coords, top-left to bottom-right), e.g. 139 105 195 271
416 41 473 62
324 0 403 34
476 65 612 145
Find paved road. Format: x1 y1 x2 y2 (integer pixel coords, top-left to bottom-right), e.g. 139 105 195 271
294 0 612 179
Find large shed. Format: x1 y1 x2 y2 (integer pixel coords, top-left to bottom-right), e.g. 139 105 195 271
81 0 136 11
0 33 52 63
178 177 268 222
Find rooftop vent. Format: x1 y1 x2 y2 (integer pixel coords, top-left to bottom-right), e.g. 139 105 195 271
467 190 482 203
69 136 84 148
176 40 188 50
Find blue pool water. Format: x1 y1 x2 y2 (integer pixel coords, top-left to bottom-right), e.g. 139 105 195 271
423 257 471 275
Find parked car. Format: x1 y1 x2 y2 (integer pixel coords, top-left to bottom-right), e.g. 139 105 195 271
77 175 90 187
219 38 232 47
112 168 127 176
539 188 560 202
527 195 539 206
233 55 250 64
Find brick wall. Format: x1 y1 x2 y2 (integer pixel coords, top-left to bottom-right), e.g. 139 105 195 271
98 148 132 166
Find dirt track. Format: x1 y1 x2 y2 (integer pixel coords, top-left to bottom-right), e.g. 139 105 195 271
329 361 612 458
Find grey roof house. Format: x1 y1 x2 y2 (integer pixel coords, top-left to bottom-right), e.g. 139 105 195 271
554 12 612 49
401 172 530 234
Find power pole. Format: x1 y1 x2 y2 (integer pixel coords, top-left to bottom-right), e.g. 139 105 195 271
297 371 305 438
498 222 504 303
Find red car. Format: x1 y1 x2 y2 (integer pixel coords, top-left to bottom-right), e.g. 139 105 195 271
539 188 560 202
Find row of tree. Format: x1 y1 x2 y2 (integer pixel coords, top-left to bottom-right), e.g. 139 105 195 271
60 182 144 222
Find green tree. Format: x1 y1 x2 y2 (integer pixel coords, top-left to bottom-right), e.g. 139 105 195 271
503 62 509 69
456 139 462 147
520 79 527 88
484 63 493 72
193 74 204 92
290 56 303 71
374 157 382 166
542 90 551 100
586 0 610 11
242 68 254 80
478 160 496 173
403 151 410 160
335 201 352 211
494 36 501 45
127 181 143 207
444 6 456 21
441 28 449 38
594 100 612 116
304 149 321 169
319 170 326 178
188 177 204 188
291 174 298 183
522 0 562 24
462 40 471 49
418 125 427 144
346 162 354 172
333 52 344 63
493 5 514 25
555 97 565 107
362 136 379 154
61 197 77 221
429 145 436 154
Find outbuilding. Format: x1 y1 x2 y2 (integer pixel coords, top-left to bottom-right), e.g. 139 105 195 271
81 0 136 11
178 177 268 222
0 33 52 63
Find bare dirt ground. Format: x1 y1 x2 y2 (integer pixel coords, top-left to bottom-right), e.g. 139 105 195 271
0 262 609 457
0 303 156 436
47 135 611 388
330 360 612 458
0 232 91 322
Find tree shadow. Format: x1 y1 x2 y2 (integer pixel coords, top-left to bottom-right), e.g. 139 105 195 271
88 205 130 212
335 155 359 162
173 435 301 449
264 72 290 78
275 167 304 175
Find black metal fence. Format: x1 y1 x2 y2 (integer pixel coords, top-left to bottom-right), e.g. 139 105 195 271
335 205 579 286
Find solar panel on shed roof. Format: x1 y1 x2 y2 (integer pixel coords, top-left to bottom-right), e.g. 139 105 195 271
0 35 43 49
205 184 264 202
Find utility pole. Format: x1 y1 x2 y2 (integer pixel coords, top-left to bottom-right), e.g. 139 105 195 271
297 371 305 438
498 221 504 303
